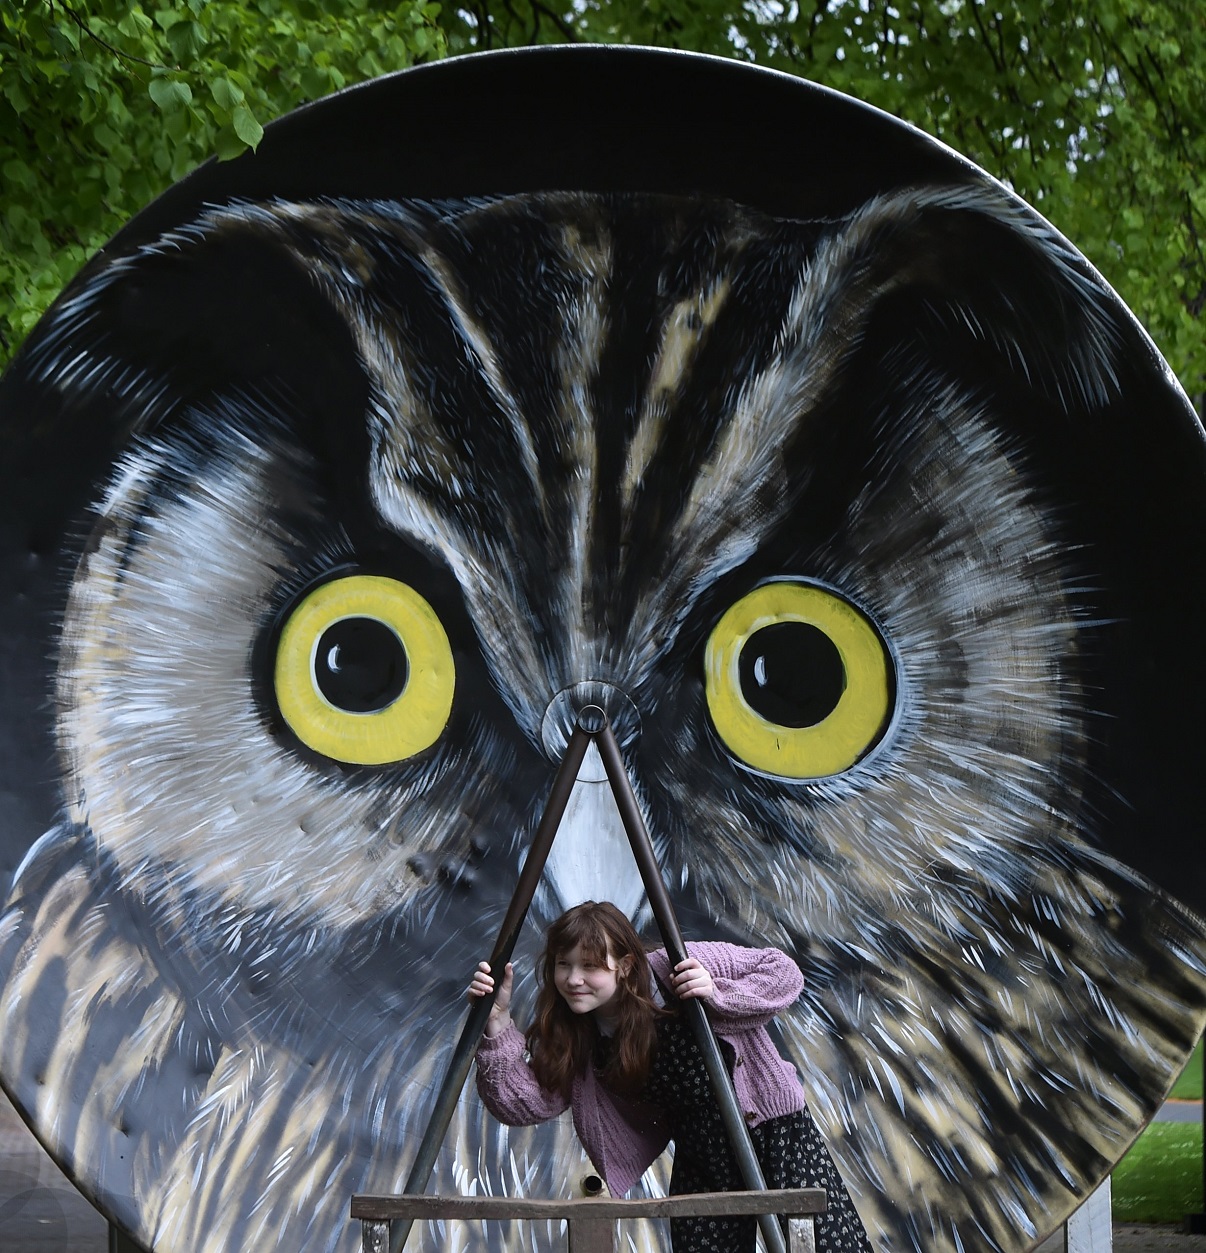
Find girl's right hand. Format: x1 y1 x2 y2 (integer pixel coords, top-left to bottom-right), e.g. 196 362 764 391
468 960 513 1037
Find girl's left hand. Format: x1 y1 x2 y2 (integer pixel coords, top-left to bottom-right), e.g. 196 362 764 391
672 956 714 1001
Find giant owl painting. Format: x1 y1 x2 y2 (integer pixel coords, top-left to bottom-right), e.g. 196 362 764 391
1 46 1204 1253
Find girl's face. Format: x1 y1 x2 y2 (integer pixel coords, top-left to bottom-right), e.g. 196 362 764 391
553 943 630 1021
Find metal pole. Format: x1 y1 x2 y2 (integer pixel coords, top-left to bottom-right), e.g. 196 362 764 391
591 711 789 1253
391 721 594 1252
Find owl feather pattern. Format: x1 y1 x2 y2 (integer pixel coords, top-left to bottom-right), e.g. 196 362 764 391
1 189 1204 1253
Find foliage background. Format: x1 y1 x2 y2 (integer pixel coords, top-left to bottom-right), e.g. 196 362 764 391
2 0 1204 401
0 0 445 363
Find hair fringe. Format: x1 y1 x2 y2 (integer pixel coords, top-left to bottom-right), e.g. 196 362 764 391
526 901 669 1099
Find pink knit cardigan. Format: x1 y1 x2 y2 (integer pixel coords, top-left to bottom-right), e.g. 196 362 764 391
474 941 806 1196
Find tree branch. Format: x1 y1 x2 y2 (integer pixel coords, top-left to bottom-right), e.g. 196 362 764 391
529 0 579 42
58 1 171 72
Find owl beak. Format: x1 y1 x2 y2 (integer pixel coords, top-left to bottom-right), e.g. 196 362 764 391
542 739 648 921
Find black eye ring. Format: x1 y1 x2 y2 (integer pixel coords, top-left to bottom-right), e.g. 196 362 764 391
314 617 409 713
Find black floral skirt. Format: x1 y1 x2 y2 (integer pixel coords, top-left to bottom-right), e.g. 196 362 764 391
640 1015 872 1253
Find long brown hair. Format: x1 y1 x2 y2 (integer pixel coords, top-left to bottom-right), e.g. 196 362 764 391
527 901 665 1100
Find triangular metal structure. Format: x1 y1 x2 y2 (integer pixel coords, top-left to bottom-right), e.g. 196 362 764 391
393 705 787 1253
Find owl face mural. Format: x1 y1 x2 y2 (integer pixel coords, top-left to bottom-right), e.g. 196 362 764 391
1 47 1204 1253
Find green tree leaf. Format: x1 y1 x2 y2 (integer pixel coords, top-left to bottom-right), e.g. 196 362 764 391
209 76 244 110
148 77 194 109
230 102 263 148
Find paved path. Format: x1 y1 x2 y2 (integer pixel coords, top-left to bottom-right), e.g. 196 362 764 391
0 1089 107 1251
1110 1230 1206 1252
1157 1100 1204 1124
1036 1228 1206 1252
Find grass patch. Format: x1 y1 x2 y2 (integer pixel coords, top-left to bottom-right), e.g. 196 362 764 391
1112 1122 1203 1222
1170 1038 1203 1101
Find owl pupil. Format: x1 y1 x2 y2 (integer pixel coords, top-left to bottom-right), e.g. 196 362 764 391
739 622 845 728
314 618 408 713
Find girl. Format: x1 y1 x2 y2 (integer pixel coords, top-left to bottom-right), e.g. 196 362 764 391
469 901 871 1253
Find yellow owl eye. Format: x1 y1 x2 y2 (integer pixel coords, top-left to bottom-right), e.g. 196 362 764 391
704 582 892 779
273 575 454 765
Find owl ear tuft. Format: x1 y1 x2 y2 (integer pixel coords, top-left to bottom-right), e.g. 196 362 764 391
12 214 377 534
31 224 365 420
832 184 1129 416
